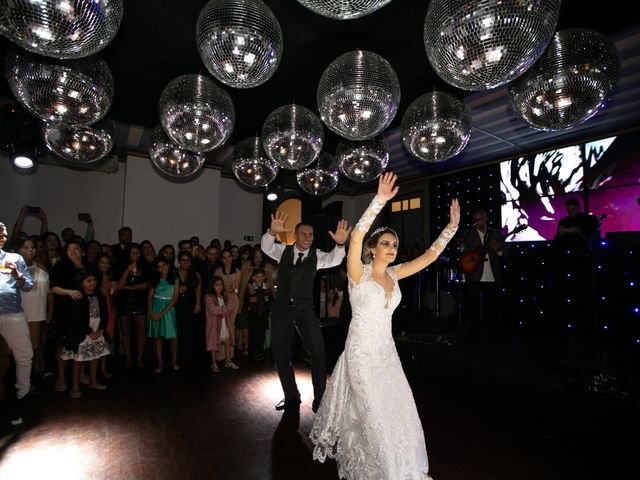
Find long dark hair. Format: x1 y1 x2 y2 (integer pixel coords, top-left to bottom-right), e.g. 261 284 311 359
206 275 227 304
362 228 399 264
151 255 176 288
177 251 199 288
219 248 238 276
124 242 145 268
96 253 112 282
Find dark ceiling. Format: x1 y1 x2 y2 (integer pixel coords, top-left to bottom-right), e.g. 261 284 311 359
0 1 637 192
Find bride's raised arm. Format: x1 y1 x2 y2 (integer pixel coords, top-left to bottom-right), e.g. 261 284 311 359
395 199 460 280
348 172 399 284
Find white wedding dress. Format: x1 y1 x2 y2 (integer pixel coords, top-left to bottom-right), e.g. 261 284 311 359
310 262 432 479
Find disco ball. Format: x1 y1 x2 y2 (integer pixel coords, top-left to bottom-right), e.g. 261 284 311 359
5 49 114 126
336 136 388 183
232 136 280 187
508 29 621 131
196 0 283 89
296 152 339 195
0 0 123 59
159 74 234 153
149 126 205 178
402 91 471 163
317 50 400 141
42 120 113 163
262 104 324 170
424 0 561 91
296 0 393 20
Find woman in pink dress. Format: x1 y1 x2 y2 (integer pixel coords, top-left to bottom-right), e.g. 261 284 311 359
214 249 240 362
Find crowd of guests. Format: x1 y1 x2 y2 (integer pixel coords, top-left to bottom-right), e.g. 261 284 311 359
1 207 304 425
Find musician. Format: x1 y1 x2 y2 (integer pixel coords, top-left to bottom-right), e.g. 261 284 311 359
556 198 599 253
456 209 504 343
552 198 599 341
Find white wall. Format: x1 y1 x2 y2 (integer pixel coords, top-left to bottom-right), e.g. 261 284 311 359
1 153 264 250
217 177 264 246
1 156 125 242
122 155 221 249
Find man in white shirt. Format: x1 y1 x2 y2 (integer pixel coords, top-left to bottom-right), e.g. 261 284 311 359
261 212 351 413
457 210 504 343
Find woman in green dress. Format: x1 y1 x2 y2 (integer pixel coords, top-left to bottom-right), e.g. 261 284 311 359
147 256 179 373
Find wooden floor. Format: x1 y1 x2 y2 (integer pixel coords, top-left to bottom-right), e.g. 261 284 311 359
0 345 635 480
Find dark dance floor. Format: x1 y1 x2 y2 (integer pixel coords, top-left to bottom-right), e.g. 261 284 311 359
0 337 636 479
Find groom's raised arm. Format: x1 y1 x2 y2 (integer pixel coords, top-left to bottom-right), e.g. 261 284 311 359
316 243 346 270
261 230 285 263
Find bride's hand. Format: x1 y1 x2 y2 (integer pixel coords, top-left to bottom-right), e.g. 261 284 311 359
377 172 399 202
448 198 460 228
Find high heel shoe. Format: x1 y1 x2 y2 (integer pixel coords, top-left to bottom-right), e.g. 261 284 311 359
210 363 220 373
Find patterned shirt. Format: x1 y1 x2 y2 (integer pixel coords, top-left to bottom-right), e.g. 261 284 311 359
0 249 33 314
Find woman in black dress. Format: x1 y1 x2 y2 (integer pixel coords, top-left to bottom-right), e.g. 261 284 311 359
116 243 149 367
175 252 202 368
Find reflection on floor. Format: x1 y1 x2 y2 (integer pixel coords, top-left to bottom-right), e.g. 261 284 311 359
0 337 636 479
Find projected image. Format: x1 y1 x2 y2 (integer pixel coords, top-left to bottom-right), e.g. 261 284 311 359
588 185 640 236
500 136 620 241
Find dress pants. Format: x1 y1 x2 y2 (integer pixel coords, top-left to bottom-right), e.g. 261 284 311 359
271 305 326 402
0 312 33 399
463 281 503 341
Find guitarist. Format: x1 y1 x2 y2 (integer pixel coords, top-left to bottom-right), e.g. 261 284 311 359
456 209 504 344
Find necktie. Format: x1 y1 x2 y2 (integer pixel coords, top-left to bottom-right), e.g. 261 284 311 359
295 252 304 267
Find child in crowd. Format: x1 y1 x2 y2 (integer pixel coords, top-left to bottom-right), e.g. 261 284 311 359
245 268 273 361
96 253 116 379
204 276 239 372
61 271 110 399
147 257 179 373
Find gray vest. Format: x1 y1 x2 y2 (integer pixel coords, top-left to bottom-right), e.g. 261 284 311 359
273 246 318 311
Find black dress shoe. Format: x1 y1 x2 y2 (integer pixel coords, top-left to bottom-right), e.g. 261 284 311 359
312 398 321 413
275 396 301 411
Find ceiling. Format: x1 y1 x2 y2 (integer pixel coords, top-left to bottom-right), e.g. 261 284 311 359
1 1 638 194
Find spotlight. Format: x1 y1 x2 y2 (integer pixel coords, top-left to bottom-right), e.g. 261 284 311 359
10 137 39 174
265 183 283 202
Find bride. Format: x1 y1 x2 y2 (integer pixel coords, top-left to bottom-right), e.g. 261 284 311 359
310 172 460 479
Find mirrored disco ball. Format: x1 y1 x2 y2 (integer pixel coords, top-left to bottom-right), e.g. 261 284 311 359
508 29 620 131
159 74 235 153
296 0 393 20
149 126 205 178
5 49 114 126
262 104 324 170
424 0 561 91
42 120 113 163
232 136 279 187
336 136 388 183
0 0 123 59
196 0 283 89
402 91 471 163
296 152 339 195
317 50 400 141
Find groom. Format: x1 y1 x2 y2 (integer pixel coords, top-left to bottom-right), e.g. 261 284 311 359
261 212 351 412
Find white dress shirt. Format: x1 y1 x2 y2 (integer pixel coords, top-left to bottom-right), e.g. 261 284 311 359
260 231 345 270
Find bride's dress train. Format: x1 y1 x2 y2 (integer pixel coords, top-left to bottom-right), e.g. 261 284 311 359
310 263 431 479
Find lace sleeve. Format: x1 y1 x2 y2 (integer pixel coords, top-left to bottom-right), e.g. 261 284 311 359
428 224 458 256
355 196 386 233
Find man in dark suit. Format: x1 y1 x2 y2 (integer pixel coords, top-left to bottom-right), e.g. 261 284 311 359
457 209 504 343
261 212 351 413
111 226 132 265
